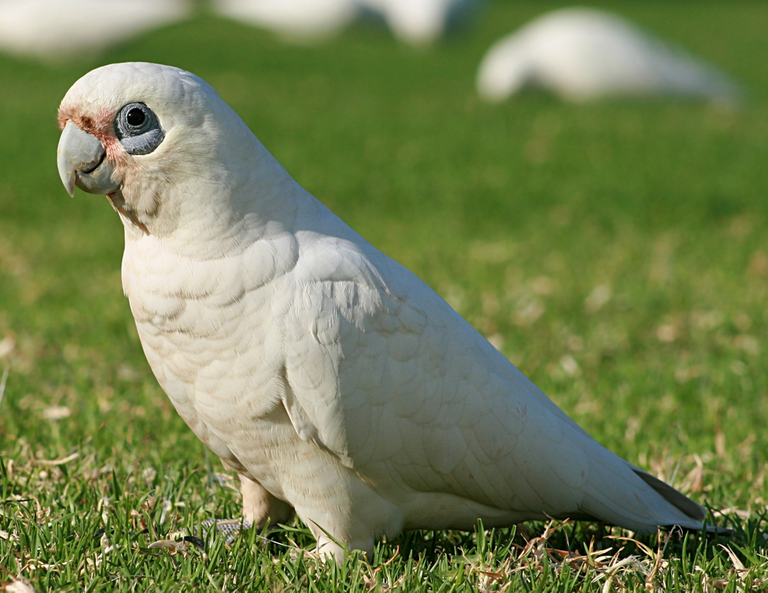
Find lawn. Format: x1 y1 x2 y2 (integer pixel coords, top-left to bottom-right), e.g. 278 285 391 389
1 0 768 590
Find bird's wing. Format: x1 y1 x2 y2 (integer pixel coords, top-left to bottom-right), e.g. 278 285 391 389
278 206 705 530
280 226 395 468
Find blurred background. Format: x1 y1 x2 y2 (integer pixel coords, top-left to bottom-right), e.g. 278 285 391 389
0 0 767 546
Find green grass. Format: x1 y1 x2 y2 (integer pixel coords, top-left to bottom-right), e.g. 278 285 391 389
2 0 768 590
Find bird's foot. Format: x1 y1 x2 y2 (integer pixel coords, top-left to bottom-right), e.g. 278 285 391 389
197 517 253 545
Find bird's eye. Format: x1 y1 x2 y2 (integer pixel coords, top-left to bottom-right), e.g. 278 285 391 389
126 107 146 127
115 102 164 156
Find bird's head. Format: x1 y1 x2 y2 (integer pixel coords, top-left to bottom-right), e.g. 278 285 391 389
56 62 280 242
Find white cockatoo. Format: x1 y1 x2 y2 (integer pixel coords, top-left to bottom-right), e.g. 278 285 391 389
212 0 358 42
0 0 189 60
477 8 743 104
57 62 709 560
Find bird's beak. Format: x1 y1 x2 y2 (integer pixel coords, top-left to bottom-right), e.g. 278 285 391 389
56 120 120 197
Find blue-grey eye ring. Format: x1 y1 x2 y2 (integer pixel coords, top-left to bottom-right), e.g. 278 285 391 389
115 102 165 156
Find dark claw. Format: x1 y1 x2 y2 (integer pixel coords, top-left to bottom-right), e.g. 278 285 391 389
182 535 206 551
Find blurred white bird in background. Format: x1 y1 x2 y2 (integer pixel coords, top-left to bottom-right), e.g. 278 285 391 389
212 0 358 42
0 0 189 59
357 0 484 46
477 8 743 104
0 0 481 58
57 62 711 560
213 0 483 45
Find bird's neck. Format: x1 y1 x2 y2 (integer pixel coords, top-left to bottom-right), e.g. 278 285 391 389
120 140 304 258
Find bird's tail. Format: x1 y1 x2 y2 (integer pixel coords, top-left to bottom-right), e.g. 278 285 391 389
633 468 705 521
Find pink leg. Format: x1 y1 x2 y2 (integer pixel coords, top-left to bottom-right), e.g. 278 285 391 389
239 474 294 528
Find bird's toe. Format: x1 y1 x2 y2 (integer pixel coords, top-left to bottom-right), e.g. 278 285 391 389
197 518 253 545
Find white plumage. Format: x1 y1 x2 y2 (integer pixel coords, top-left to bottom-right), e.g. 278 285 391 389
0 0 188 59
57 62 707 560
477 8 743 104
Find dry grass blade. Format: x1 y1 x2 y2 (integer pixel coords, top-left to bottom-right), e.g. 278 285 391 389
32 452 79 466
718 543 754 589
4 581 41 593
147 539 191 555
0 367 8 411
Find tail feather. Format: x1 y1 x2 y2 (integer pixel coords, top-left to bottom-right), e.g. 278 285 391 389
633 468 706 522
573 444 709 533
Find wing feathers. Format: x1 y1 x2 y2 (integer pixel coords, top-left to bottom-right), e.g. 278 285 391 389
278 202 705 532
